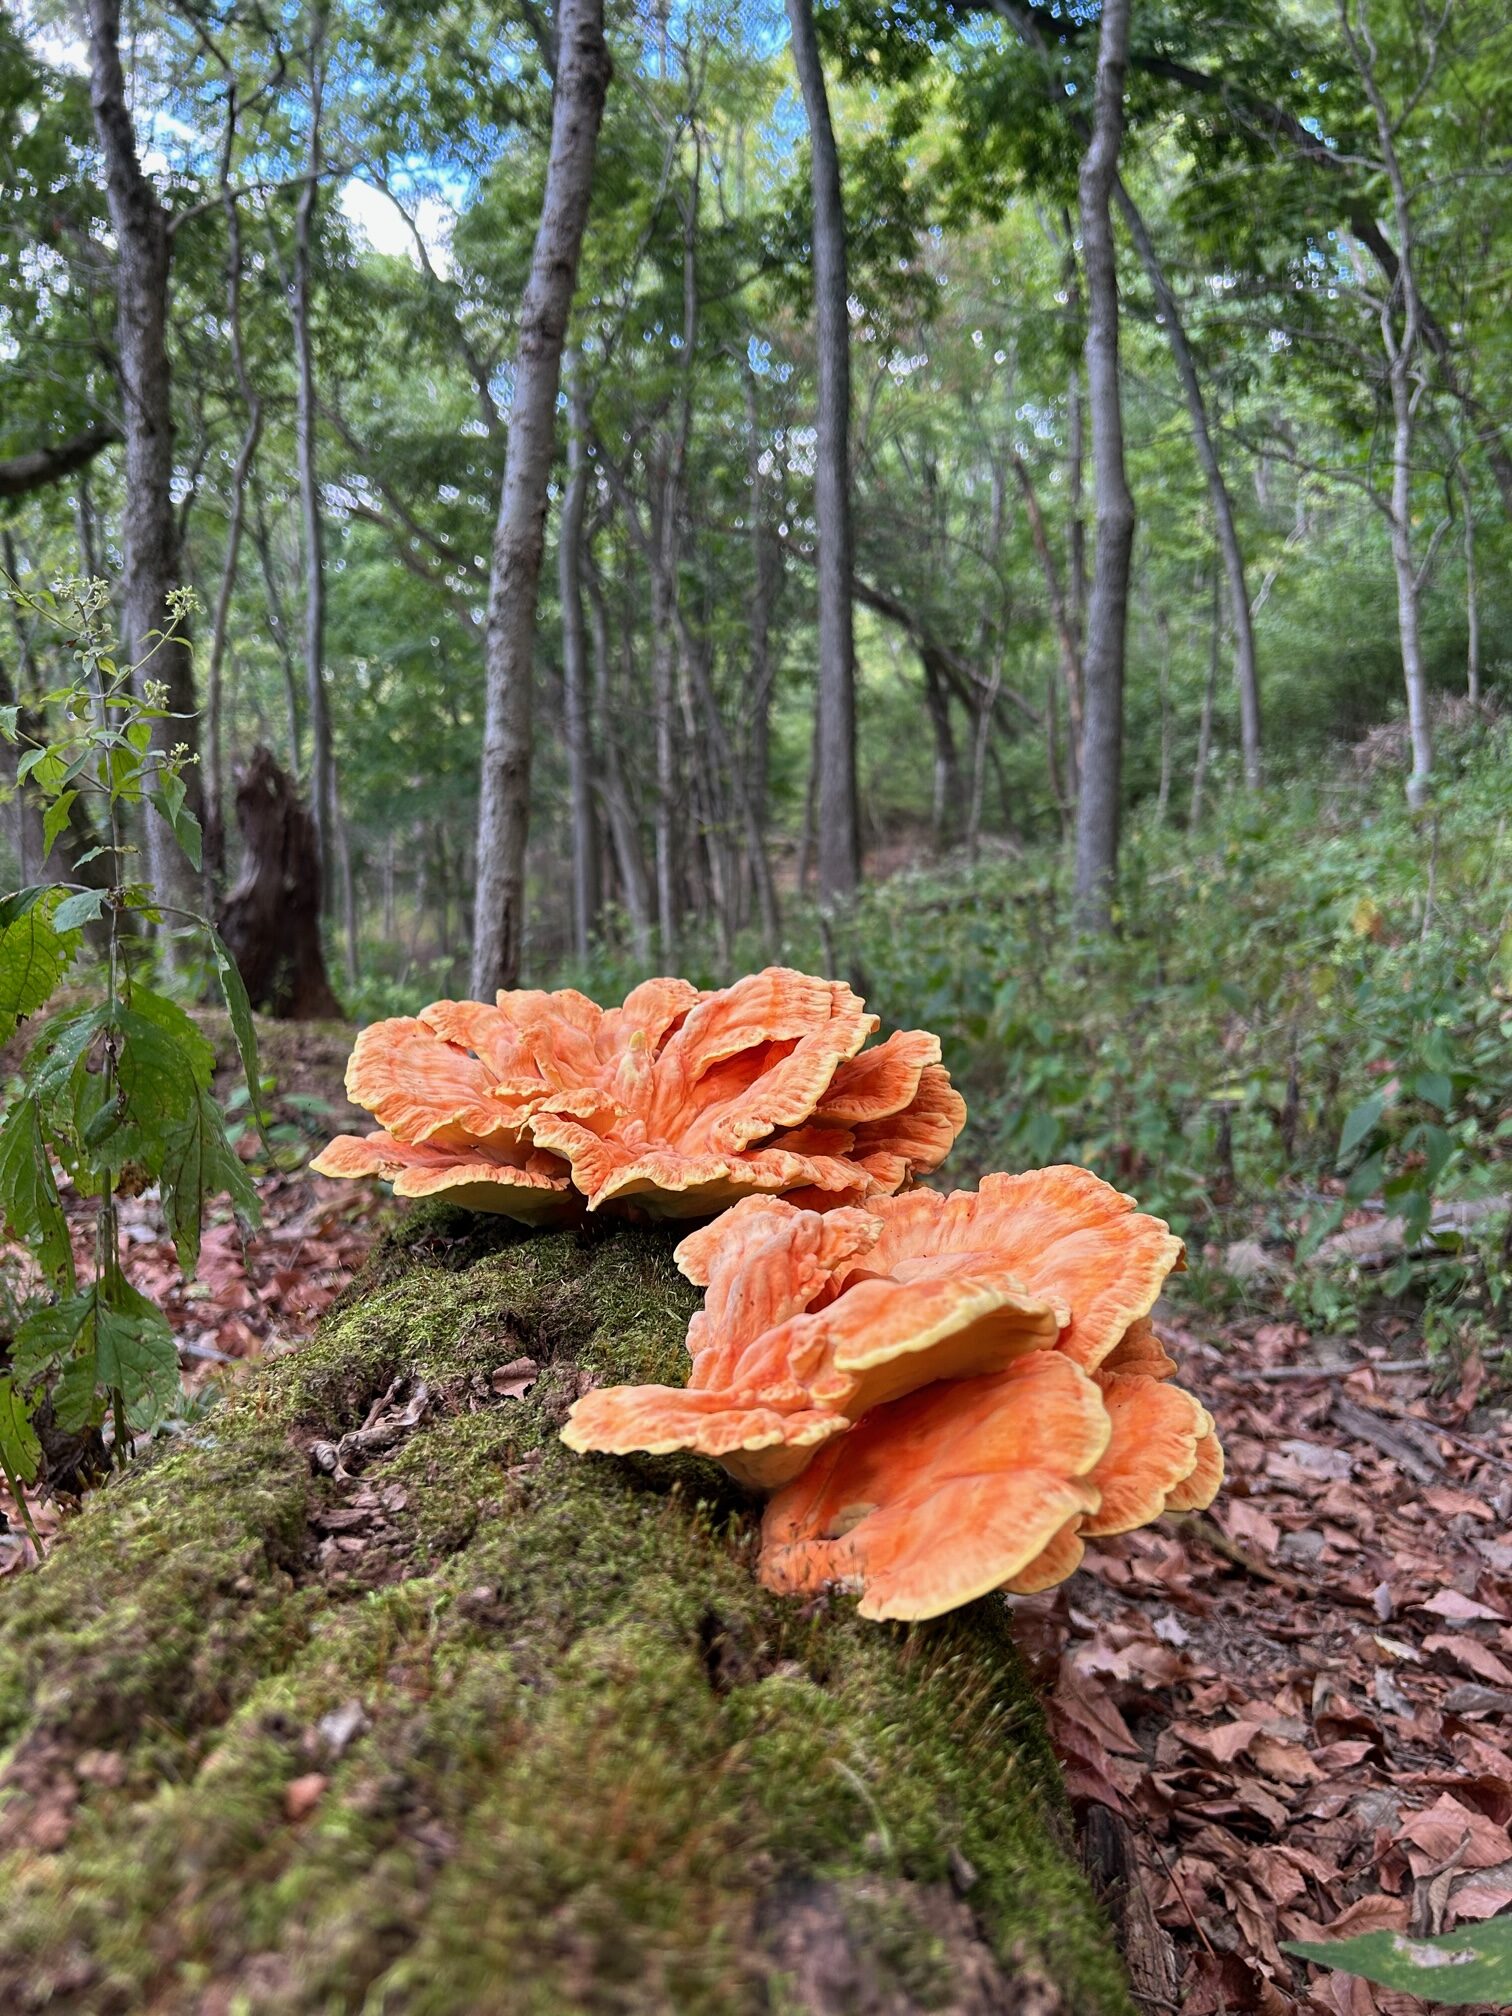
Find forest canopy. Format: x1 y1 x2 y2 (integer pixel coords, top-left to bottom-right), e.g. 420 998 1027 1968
0 0 1507 986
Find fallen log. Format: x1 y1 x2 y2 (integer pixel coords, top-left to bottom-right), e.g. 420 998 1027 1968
0 1208 1134 2014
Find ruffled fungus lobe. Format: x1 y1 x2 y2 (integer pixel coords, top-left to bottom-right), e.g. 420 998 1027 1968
757 1354 1110 1620
853 1166 1186 1371
315 967 966 1222
563 1196 1061 1488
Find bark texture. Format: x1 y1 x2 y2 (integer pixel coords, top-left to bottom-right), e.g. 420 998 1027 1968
0 1208 1136 2016
471 0 610 995
292 11 336 892
86 0 202 919
216 744 342 1019
1072 0 1135 931
787 0 861 906
559 361 597 958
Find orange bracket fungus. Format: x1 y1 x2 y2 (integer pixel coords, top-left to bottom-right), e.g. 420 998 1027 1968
563 1165 1223 1616
313 968 965 1222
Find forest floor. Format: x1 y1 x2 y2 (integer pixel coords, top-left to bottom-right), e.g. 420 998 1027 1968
1 1023 1508 2016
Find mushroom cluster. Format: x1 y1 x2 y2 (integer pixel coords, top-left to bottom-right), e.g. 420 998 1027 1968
563 1168 1223 1621
313 969 965 1221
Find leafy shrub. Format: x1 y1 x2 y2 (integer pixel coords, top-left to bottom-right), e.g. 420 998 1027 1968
0 577 263 1505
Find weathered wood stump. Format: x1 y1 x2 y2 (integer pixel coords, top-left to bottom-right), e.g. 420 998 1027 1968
0 1210 1134 2015
216 745 342 1021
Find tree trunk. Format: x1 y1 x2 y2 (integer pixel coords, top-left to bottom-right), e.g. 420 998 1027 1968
584 556 653 962
1459 468 1480 705
1011 450 1084 784
921 649 963 851
0 1210 1134 2015
471 0 610 996
204 139 263 899
216 745 342 1019
559 359 598 959
1072 0 1136 931
1156 608 1173 825
1112 180 1261 789
86 0 202 923
293 8 335 897
787 0 861 905
1341 1 1433 810
1189 573 1221 829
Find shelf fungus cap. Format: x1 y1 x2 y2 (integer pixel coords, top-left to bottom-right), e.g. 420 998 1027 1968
343 1016 530 1145
310 1130 577 1222
561 1382 851 1491
862 1166 1185 1371
758 1352 1109 1620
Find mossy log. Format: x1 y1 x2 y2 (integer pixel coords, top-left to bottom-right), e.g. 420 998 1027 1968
0 1209 1135 2016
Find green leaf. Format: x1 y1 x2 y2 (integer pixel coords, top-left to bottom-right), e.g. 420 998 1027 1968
0 905 71 1045
0 1097 75 1292
207 926 267 1144
106 1001 207 1169
13 1284 181 1434
148 785 202 871
1412 1069 1453 1112
53 888 107 934
0 885 48 930
1345 1151 1386 1202
0 1377 42 1487
14 746 46 786
0 704 20 742
123 988 215 1089
40 789 78 863
159 1088 260 1272
1338 1094 1385 1161
1283 1920 1512 2006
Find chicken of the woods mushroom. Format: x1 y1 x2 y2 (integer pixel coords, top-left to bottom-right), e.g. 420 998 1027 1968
313 969 965 1221
563 1167 1223 1620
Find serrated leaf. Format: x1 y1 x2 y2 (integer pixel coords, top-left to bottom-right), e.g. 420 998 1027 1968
1283 1920 1512 2006
0 704 20 742
0 1376 42 1487
15 746 46 785
26 1002 109 1101
0 905 71 1045
0 1097 75 1292
53 888 107 933
14 1284 181 1434
107 1003 205 1170
159 1088 260 1272
1338 1094 1385 1161
148 785 202 871
124 989 215 1089
41 789 77 863
207 927 267 1146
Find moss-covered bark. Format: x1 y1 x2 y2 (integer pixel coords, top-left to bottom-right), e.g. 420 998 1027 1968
0 1208 1134 2016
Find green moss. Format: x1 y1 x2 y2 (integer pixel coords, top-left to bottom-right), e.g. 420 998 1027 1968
0 1206 1134 2014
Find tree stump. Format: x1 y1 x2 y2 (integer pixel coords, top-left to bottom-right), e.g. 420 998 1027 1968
217 745 343 1020
0 1210 1135 2015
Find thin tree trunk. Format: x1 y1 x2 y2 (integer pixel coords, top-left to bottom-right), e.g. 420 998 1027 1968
559 357 597 958
1189 572 1221 828
584 557 652 962
967 659 1002 863
1072 0 1135 930
648 482 681 959
921 650 962 850
1156 607 1173 824
1458 467 1480 705
1010 449 1083 785
1112 179 1262 789
292 9 335 898
787 0 860 904
250 478 303 771
1340 0 1432 809
204 125 263 897
471 0 610 995
740 354 781 862
86 0 202 923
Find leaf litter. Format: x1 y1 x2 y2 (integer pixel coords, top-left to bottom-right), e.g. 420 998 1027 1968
1016 1311 1512 2014
1 1101 1508 2011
